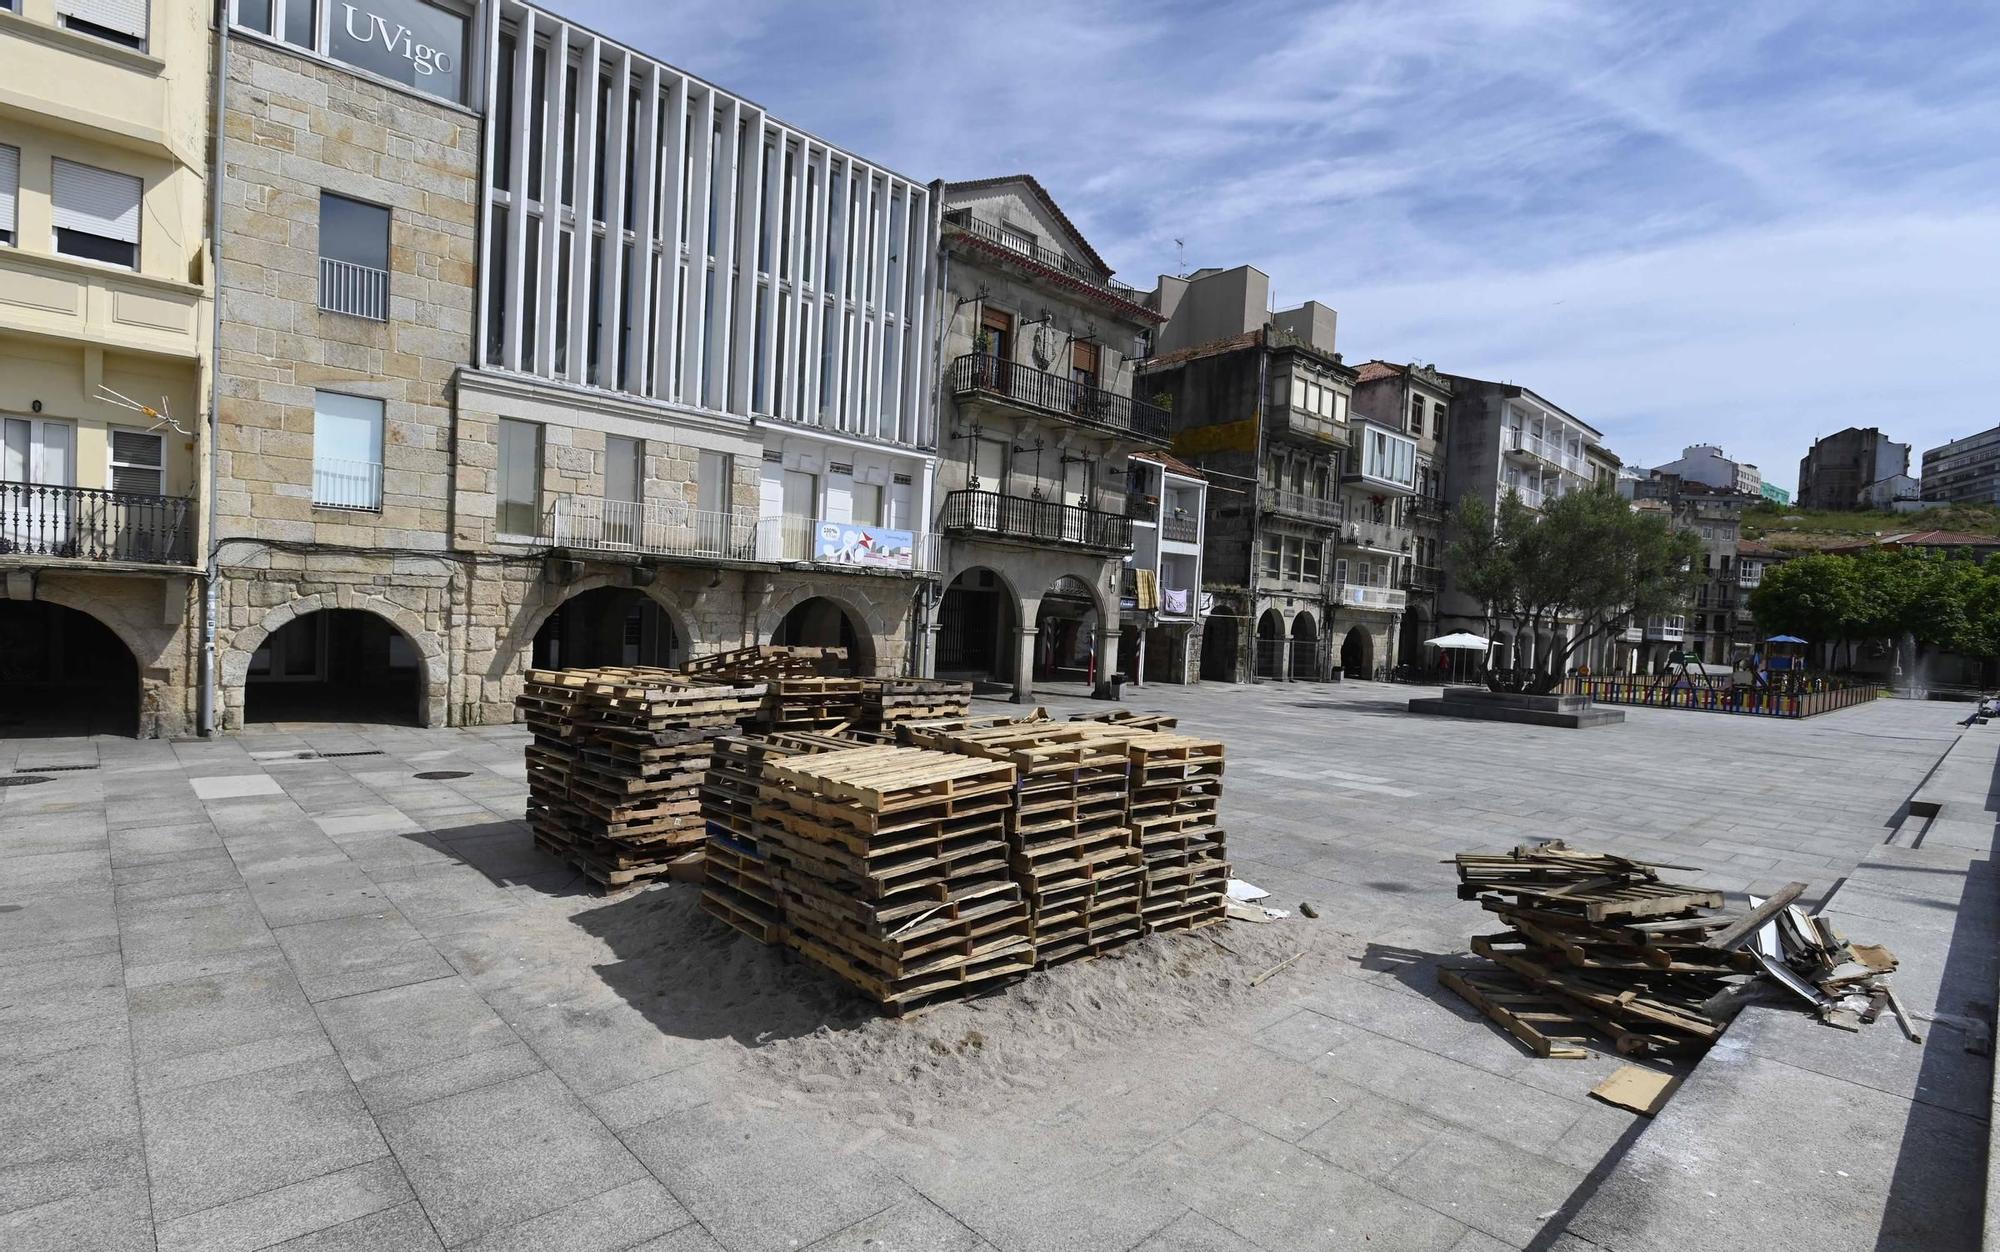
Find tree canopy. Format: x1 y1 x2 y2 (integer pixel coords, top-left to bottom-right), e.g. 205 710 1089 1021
1445 485 1703 689
1749 547 2000 661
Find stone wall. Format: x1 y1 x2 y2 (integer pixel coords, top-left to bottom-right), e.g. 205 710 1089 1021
10 570 200 739
214 37 478 549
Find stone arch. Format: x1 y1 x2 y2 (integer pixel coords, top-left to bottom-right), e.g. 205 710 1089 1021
759 584 888 676
1289 611 1319 682
1340 625 1374 679
0 596 147 737
504 573 701 679
1254 608 1286 680
938 564 1022 684
223 593 447 729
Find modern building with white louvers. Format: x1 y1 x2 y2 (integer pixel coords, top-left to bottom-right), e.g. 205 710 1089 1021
454 0 943 719
0 0 214 737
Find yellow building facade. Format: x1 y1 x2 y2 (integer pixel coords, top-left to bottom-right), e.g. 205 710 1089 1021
0 0 212 736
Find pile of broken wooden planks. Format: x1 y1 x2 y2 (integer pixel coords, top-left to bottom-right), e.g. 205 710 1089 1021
753 744 1036 1013
518 667 764 889
857 678 973 731
1442 840 1909 1060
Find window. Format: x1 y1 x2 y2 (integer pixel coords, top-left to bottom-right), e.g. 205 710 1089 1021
696 450 730 515
1262 534 1281 578
57 0 149 51
1432 403 1446 439
979 306 1012 362
312 392 384 509
496 419 542 537
1303 541 1321 584
1071 341 1099 392
318 192 390 319
3 418 75 487
1286 537 1303 579
603 434 641 545
0 145 16 247
1410 394 1425 434
853 482 884 527
1358 424 1417 490
1333 558 1348 585
108 428 163 494
52 159 141 269
234 0 462 101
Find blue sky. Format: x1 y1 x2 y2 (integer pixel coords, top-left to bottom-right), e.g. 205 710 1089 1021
552 0 2000 492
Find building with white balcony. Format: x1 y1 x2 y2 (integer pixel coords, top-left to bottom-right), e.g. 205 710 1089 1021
1120 450 1206 684
1351 361 1451 669
1436 374 1624 675
0 0 213 737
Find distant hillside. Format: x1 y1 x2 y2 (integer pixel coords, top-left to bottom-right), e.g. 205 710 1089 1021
1743 501 2000 552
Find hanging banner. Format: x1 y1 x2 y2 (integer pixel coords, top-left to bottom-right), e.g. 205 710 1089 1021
815 521 916 570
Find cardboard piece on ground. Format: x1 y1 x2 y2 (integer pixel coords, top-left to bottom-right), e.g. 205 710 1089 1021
1590 1064 1682 1116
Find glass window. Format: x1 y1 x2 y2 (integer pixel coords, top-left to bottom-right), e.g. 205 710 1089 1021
496 418 542 536
1262 534 1281 578
604 435 641 504
282 0 313 47
52 159 141 269
329 0 467 103
318 191 390 319
312 391 384 510
697 449 730 515
1410 394 1425 433
57 0 149 51
108 428 163 494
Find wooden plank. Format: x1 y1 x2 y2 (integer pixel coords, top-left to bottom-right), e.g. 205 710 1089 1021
1701 882 1807 952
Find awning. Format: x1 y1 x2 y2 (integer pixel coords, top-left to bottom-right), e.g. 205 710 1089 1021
1424 632 1492 650
1764 634 1807 644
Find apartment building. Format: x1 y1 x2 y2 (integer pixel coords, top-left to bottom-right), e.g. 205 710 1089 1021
1921 425 2000 506
1138 265 1414 684
0 0 213 737
204 0 942 730
1797 426 1909 512
929 175 1165 701
1627 474 1757 665
1436 374 1622 673
1350 361 1451 669
1633 443 1763 499
1120 450 1206 684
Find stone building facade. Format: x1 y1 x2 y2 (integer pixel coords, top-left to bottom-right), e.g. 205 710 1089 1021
1351 362 1452 670
211 24 479 728
929 176 1169 701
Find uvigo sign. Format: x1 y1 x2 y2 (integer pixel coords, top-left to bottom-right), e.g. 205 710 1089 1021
331 0 467 102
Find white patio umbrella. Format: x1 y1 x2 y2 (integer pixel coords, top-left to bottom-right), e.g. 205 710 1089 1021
1424 632 1493 684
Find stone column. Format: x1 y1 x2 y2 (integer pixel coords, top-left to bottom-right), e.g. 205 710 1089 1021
1094 617 1121 697
1013 624 1037 704
923 618 942 679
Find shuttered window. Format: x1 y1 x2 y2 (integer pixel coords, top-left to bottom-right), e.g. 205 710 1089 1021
56 0 149 49
109 429 163 495
52 159 141 268
0 145 17 246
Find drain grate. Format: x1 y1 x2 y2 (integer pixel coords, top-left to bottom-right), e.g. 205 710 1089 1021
320 750 387 759
0 775 53 787
414 770 472 780
17 764 98 773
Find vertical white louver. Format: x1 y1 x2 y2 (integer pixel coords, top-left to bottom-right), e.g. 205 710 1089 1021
56 0 149 41
0 145 17 237
52 159 142 242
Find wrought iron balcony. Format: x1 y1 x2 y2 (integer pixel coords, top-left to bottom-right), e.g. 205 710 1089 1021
1399 564 1442 593
0 483 194 566
312 458 383 511
1161 514 1199 543
1407 494 1447 523
319 257 390 321
948 354 1171 445
938 489 1133 553
942 211 1148 304
1260 487 1342 526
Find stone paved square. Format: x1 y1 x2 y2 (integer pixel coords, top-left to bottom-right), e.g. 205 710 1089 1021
0 684 1968 1250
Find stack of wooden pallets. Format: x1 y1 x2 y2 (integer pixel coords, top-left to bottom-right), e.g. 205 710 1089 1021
906 722 1145 965
1442 841 1755 1058
698 730 856 943
753 745 1035 1013
1070 709 1180 731
754 676 866 731
857 678 973 731
687 644 845 681
521 669 764 889
519 666 674 873
1108 729 1229 935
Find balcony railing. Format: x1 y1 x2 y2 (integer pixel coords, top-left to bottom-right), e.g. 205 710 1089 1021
1260 487 1342 525
1502 481 1546 509
948 354 1171 445
1506 428 1589 477
0 483 194 566
943 211 1147 304
1408 494 1447 523
319 257 390 321
1332 583 1408 611
1341 520 1411 553
1161 514 1199 543
938 489 1133 552
545 496 939 572
312 458 384 511
1399 564 1442 593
